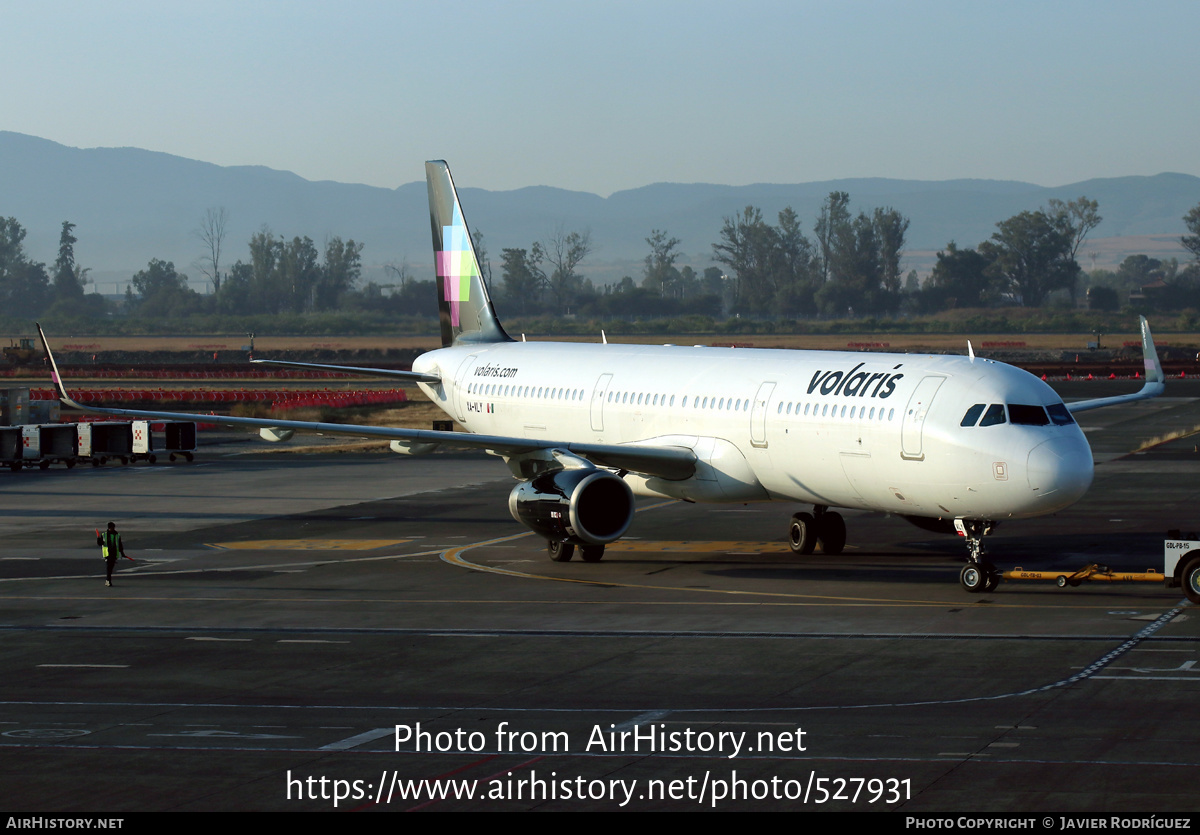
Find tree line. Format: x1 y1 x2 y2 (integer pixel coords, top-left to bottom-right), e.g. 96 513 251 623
489 195 913 320
0 219 98 318
4 194 1200 328
1080 203 1200 311
0 211 375 321
490 193 1109 320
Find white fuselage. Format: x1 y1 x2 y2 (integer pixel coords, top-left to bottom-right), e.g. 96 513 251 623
413 341 1093 522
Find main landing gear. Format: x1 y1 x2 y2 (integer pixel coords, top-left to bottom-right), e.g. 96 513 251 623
955 519 1000 593
788 506 846 555
547 540 605 563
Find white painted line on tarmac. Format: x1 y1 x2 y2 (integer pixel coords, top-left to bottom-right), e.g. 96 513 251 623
610 709 671 733
277 639 349 644
185 637 251 642
1092 675 1200 681
320 727 394 751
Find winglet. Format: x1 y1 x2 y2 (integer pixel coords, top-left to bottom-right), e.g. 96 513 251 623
36 323 87 411
1140 315 1164 386
1065 315 1165 413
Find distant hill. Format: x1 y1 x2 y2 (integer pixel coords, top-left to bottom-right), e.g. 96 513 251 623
2 131 1198 288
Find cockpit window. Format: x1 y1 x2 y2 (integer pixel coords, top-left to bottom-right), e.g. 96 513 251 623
979 404 1006 426
1008 404 1050 426
1046 403 1076 425
961 404 985 427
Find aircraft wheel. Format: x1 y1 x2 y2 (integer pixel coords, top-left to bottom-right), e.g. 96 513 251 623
548 540 575 562
788 512 816 555
580 545 605 563
960 563 987 593
818 511 846 555
1182 556 1200 604
984 571 1000 592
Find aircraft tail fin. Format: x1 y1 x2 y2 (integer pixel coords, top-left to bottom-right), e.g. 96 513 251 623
426 160 511 348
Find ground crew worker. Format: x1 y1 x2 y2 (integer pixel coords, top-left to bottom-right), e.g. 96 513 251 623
98 522 127 587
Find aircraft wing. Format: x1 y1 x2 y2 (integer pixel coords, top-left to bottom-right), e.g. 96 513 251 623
1066 316 1165 414
249 358 442 384
37 325 696 481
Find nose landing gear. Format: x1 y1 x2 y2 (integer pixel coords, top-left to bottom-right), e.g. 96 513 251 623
959 562 1000 593
955 518 1000 593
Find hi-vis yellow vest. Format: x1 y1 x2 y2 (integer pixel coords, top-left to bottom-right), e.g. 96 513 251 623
102 531 120 558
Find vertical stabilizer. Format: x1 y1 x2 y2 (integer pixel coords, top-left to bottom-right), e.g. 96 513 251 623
426 160 511 347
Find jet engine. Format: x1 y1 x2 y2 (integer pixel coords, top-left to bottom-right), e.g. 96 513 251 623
508 468 634 545
259 427 295 443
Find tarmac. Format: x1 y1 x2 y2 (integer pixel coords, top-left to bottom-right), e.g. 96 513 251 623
1 386 1198 813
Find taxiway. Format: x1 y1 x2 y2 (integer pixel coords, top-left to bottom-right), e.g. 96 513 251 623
0 394 1197 812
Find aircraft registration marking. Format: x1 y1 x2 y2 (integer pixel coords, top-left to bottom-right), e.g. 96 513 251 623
207 539 410 551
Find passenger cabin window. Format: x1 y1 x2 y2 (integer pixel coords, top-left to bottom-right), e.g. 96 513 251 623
979 404 1006 426
1008 404 1050 426
961 403 985 427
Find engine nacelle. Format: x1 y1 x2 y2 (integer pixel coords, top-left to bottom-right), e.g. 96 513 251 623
259 427 295 443
389 439 439 455
508 468 634 546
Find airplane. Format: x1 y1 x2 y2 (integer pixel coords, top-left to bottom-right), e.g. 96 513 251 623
38 160 1167 595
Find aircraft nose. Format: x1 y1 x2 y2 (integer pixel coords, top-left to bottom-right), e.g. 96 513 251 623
1026 435 1094 509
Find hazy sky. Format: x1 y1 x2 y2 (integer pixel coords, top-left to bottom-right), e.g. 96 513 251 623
3 0 1197 195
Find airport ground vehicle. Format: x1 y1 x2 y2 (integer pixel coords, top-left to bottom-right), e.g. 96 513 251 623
1164 537 1200 603
3 337 37 366
992 537 1200 604
0 419 196 469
